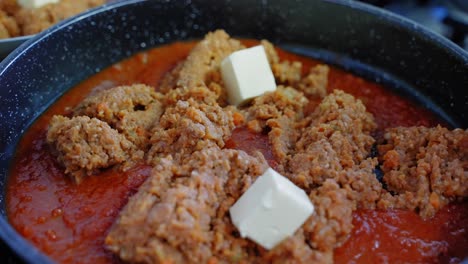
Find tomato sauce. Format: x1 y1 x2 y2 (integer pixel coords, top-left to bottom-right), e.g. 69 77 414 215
6 41 467 263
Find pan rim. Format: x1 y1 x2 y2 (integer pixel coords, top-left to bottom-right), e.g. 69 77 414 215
0 0 466 263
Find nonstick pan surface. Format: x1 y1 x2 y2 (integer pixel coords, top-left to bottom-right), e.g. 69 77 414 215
0 0 467 263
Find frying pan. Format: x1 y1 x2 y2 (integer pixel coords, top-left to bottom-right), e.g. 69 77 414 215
0 0 467 263
0 35 31 60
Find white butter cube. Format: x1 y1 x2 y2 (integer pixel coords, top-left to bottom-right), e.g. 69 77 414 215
221 45 276 106
229 168 314 250
18 0 59 9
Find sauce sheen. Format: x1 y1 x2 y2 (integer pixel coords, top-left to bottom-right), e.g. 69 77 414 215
6 41 467 263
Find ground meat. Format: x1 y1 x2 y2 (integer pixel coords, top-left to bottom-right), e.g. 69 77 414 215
106 147 269 263
243 86 308 168
44 30 467 263
247 86 309 121
287 90 377 190
266 115 298 162
147 98 235 165
0 0 19 15
74 84 163 150
14 0 104 36
260 231 334 264
261 40 279 65
298 65 329 98
272 61 302 85
46 115 143 184
0 10 18 38
158 29 245 104
337 158 383 209
249 179 354 264
163 83 220 107
243 88 381 212
377 126 468 218
261 40 303 86
107 146 355 264
145 30 245 179
305 180 354 251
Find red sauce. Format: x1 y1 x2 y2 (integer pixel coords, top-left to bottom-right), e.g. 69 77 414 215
335 204 468 263
225 127 279 170
6 41 467 263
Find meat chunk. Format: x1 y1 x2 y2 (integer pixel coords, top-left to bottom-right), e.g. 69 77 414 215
243 86 308 166
261 40 279 65
298 64 329 98
243 89 382 209
46 115 143 184
266 115 299 162
147 98 235 164
151 38 239 164
262 40 302 86
377 125 468 218
163 83 220 107
305 180 354 251
0 0 19 15
257 179 355 264
272 60 302 85
107 146 359 264
15 0 104 35
288 90 377 190
245 86 309 128
159 29 245 103
0 10 19 38
106 147 268 263
261 39 329 98
74 84 163 150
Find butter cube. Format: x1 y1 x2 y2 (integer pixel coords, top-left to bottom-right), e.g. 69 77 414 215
229 168 314 250
221 45 276 106
18 0 59 9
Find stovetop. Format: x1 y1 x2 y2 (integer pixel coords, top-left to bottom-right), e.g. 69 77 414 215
362 0 468 50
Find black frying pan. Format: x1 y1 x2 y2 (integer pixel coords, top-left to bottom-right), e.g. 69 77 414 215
0 0 467 263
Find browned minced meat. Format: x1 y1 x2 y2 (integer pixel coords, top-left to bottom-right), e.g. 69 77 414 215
243 86 308 162
47 30 468 263
0 10 18 38
148 31 240 164
262 40 329 98
46 115 143 184
14 0 104 36
253 179 355 264
262 40 302 86
74 84 164 150
159 29 245 104
261 40 280 65
245 86 308 131
272 61 302 86
163 82 220 107
0 0 19 15
285 90 383 209
107 147 355 263
106 147 269 263
147 97 235 165
288 90 376 182
377 125 468 218
304 180 354 255
298 65 329 98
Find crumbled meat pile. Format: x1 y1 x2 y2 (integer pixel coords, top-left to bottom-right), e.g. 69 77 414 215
0 0 104 38
377 126 468 218
47 115 143 184
73 84 164 150
45 30 468 263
